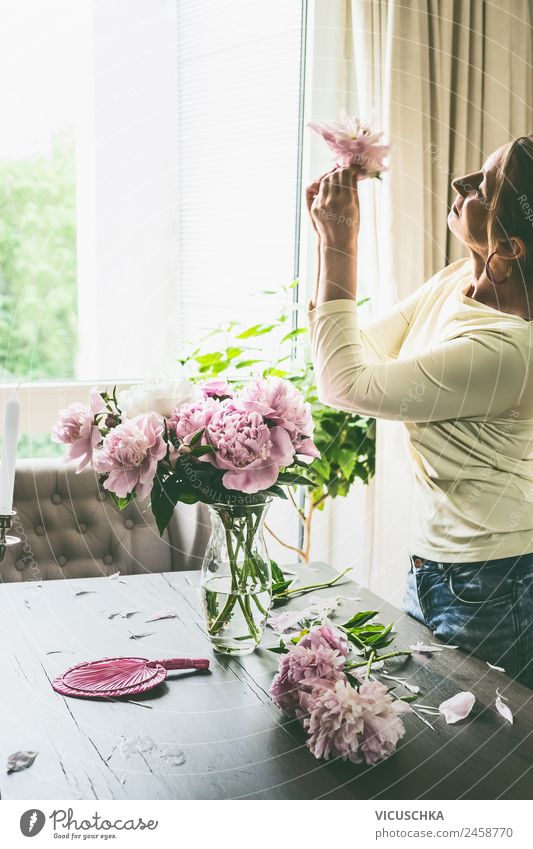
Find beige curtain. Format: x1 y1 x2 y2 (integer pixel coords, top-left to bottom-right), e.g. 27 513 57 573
306 0 533 603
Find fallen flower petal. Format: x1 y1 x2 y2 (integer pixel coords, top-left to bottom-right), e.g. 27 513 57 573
486 661 506 672
410 709 437 729
409 641 443 653
145 611 178 623
7 750 38 774
495 696 513 724
108 572 127 583
430 642 458 650
381 674 420 694
45 650 75 655
107 610 139 620
267 609 304 634
438 691 475 724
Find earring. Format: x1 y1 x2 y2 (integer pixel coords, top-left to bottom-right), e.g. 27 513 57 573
485 250 512 285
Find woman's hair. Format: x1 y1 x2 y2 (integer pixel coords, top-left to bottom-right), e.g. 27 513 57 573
487 135 533 279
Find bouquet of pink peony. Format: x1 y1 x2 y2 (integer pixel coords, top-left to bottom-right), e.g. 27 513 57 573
52 375 319 531
270 624 411 765
52 376 320 653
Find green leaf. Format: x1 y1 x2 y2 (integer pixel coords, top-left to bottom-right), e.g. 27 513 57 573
280 327 307 343
189 428 205 446
225 346 242 360
310 456 331 480
262 367 289 378
194 351 223 366
263 484 288 499
189 444 217 457
272 579 294 595
270 560 285 583
276 471 313 487
342 610 379 629
109 492 136 510
150 474 180 536
235 359 264 369
236 323 276 339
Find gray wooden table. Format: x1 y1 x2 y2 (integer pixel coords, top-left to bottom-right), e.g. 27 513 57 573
1 563 532 800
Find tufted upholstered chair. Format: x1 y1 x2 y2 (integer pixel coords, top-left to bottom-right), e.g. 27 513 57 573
0 458 212 583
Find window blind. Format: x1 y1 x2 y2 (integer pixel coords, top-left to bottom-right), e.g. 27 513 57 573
176 0 304 354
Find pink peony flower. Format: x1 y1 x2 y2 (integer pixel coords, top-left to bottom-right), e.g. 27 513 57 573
203 401 294 493
298 625 349 657
299 678 410 765
308 110 389 176
51 388 107 472
168 397 220 443
240 377 319 459
93 413 166 500
270 633 346 715
199 378 233 399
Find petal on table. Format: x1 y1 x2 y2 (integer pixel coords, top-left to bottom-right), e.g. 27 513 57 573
438 691 475 724
495 696 513 724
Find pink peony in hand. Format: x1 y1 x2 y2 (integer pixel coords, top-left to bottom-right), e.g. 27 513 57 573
240 377 319 459
51 388 107 472
270 630 347 715
199 378 234 399
299 678 410 765
93 413 167 500
203 401 294 493
308 110 389 176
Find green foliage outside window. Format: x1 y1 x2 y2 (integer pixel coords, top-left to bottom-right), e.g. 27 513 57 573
0 133 77 383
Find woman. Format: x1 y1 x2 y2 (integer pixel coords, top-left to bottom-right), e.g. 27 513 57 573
306 136 533 688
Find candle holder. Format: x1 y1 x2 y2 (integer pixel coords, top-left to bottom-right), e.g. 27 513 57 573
0 510 20 563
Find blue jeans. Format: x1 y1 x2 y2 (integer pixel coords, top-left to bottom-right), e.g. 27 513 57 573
401 552 533 689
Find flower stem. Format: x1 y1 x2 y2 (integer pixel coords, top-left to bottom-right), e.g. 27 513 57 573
252 593 268 615
208 593 238 636
276 566 352 599
345 650 411 670
366 650 375 679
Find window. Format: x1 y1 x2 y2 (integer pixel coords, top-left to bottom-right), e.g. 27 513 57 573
175 0 305 352
0 1 80 384
1 0 307 455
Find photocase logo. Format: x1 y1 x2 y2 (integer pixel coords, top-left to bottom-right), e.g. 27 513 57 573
20 809 46 837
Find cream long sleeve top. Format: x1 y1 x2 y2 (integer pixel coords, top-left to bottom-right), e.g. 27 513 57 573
307 258 533 562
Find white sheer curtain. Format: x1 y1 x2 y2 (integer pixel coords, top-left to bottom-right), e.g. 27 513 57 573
305 0 533 603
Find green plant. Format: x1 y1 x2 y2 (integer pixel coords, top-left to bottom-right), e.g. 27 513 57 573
0 133 77 383
180 280 376 560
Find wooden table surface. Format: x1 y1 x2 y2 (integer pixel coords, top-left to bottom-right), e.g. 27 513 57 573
1 563 532 800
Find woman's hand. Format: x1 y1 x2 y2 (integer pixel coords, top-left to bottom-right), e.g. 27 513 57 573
305 166 337 236
307 165 360 249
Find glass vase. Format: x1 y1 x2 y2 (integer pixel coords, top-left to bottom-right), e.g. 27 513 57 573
201 498 273 655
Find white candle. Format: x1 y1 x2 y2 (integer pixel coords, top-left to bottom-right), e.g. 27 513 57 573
0 390 21 514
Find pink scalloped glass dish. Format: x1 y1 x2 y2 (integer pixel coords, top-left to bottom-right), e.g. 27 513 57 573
52 656 210 700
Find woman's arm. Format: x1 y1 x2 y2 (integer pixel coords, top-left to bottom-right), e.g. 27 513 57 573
309 300 528 422
308 167 360 308
305 167 527 420
306 165 429 363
